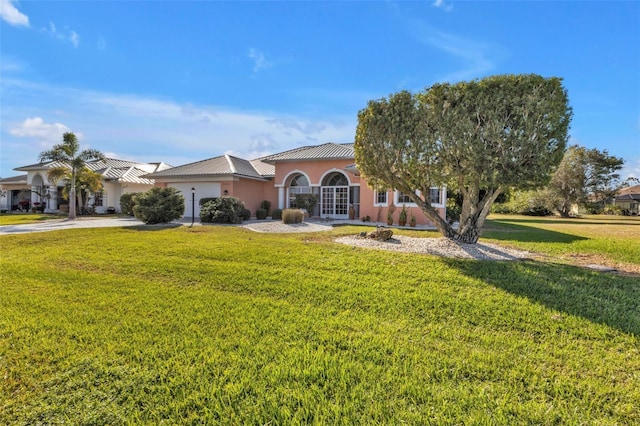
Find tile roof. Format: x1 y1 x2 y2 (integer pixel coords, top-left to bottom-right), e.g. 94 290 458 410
144 155 270 180
0 175 28 184
259 143 354 163
617 184 640 196
14 158 170 185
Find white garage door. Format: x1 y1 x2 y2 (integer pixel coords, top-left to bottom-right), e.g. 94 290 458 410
170 183 221 219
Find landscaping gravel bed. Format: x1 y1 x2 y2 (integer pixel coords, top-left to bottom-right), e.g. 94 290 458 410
335 235 532 261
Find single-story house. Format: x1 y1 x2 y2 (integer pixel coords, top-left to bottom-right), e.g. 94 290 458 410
145 142 447 225
614 184 640 215
1 158 171 213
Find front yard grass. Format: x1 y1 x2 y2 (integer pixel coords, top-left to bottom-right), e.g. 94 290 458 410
1 217 639 424
0 212 67 226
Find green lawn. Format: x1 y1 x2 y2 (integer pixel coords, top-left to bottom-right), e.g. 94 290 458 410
0 212 67 226
1 217 639 424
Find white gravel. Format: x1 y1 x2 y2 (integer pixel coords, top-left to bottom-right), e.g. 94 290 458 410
241 221 332 233
335 235 532 261
241 220 531 260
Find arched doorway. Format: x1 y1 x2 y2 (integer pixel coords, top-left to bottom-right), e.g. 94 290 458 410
321 172 349 219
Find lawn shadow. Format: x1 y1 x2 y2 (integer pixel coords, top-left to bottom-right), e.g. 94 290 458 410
127 223 183 232
482 220 589 243
490 217 640 227
443 258 640 336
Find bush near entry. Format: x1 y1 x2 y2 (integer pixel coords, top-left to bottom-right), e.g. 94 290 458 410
200 196 246 224
133 188 184 224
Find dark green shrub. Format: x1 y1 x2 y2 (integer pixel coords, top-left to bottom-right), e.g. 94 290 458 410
133 187 184 224
256 208 268 220
294 194 318 216
271 208 283 220
260 200 271 215
200 196 245 224
240 208 252 221
120 192 141 216
282 208 304 224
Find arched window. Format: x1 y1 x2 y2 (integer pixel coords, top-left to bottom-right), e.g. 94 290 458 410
287 173 312 208
290 174 309 187
323 172 348 187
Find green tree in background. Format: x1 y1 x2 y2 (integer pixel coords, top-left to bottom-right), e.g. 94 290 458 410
547 145 624 216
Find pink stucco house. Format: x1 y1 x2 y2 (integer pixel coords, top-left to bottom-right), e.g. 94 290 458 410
145 142 447 225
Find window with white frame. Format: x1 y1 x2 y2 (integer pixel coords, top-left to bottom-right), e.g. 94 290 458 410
395 188 443 206
397 191 413 204
429 188 441 204
288 174 312 208
374 190 387 206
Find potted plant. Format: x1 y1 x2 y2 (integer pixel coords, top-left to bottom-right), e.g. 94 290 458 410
410 210 416 227
398 204 408 226
386 205 396 226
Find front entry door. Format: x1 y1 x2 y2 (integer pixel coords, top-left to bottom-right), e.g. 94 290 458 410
321 187 349 219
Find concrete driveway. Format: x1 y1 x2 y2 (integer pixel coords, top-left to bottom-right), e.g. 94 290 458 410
0 217 148 235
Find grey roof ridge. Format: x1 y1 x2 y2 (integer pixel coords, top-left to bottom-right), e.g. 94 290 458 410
224 154 238 174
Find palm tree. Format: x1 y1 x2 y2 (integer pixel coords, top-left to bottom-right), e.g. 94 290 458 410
39 132 105 220
47 167 104 214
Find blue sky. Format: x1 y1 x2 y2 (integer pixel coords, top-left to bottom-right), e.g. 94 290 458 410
1 0 639 181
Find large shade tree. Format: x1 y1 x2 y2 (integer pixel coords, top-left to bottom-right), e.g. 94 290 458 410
39 132 105 220
355 74 572 243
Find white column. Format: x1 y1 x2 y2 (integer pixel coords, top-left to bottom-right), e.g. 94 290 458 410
278 187 285 210
47 187 58 212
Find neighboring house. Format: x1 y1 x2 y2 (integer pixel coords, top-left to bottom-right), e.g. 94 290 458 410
0 175 29 212
145 142 447 225
2 158 171 213
614 184 640 215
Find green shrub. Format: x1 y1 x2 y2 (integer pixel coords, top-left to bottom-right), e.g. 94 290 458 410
240 208 252 221
133 187 184 224
282 208 304 224
199 197 217 206
256 208 268 220
491 190 552 216
260 200 271 216
120 192 140 216
271 208 283 220
294 194 318 216
200 196 245 224
604 205 623 215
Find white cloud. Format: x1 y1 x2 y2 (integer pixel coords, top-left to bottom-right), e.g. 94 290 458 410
0 0 29 27
0 78 356 175
9 117 72 144
97 36 107 50
247 48 274 73
41 20 80 47
621 156 640 181
432 0 453 12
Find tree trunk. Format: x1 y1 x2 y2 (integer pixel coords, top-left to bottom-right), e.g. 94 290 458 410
453 226 479 244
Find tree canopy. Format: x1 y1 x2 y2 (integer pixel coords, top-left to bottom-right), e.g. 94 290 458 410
39 132 105 219
546 145 624 216
355 74 572 243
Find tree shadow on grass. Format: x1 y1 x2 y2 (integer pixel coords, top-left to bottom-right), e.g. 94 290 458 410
443 258 640 336
127 223 183 232
481 220 589 244
490 217 640 227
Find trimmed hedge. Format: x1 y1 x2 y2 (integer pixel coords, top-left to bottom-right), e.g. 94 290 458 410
133 187 184 224
200 196 246 224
